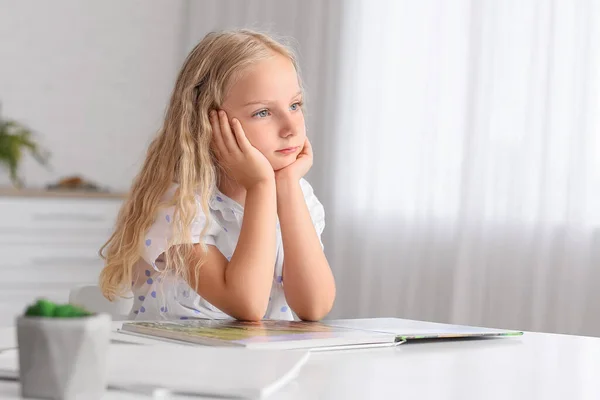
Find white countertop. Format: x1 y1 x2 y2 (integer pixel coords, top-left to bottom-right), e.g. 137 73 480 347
1 319 599 399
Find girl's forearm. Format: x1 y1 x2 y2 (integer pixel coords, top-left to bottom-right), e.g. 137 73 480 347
277 178 335 321
225 180 277 319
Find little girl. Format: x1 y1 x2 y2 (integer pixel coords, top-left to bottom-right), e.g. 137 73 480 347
99 29 335 322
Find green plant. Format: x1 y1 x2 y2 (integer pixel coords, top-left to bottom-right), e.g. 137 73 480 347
24 299 93 318
0 106 50 188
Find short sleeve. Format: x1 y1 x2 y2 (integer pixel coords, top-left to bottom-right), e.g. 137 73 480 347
299 178 326 245
140 188 220 269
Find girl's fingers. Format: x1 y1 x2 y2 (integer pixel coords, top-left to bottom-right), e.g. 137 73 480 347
210 111 226 156
302 137 313 156
218 110 239 154
231 118 252 153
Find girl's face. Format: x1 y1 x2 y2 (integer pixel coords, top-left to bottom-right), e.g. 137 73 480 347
220 53 306 171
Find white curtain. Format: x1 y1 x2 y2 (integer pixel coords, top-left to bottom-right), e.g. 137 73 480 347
322 0 600 336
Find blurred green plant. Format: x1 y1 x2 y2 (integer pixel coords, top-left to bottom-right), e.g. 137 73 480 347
0 105 50 188
25 299 93 318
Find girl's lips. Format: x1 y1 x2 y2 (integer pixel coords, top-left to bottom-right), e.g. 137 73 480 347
276 146 299 155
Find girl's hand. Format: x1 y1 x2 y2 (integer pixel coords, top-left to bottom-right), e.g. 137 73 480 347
211 110 274 189
275 137 313 182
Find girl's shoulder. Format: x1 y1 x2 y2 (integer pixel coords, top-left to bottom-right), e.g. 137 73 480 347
161 182 240 234
161 182 221 215
164 180 320 213
141 183 230 269
161 182 203 202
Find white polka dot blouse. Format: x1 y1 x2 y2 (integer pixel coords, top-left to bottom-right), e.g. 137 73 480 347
128 178 325 321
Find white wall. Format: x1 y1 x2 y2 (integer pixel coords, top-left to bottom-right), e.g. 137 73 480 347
0 0 187 192
0 0 342 195
0 0 343 196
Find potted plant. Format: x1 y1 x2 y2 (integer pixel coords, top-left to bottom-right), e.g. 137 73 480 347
17 299 111 399
0 105 50 188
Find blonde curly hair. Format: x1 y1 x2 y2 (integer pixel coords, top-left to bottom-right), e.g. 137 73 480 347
99 29 301 300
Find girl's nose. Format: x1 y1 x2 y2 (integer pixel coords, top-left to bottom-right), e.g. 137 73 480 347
279 128 295 138
279 115 296 138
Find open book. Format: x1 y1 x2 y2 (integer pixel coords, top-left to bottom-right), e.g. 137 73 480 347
119 318 523 350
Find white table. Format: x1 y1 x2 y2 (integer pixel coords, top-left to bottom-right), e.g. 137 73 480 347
1 318 600 399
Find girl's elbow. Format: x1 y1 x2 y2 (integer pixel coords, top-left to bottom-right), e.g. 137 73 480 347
234 309 264 322
230 297 268 322
296 299 335 322
296 308 329 322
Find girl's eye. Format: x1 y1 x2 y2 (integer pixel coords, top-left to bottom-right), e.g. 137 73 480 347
290 102 303 111
253 109 270 118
